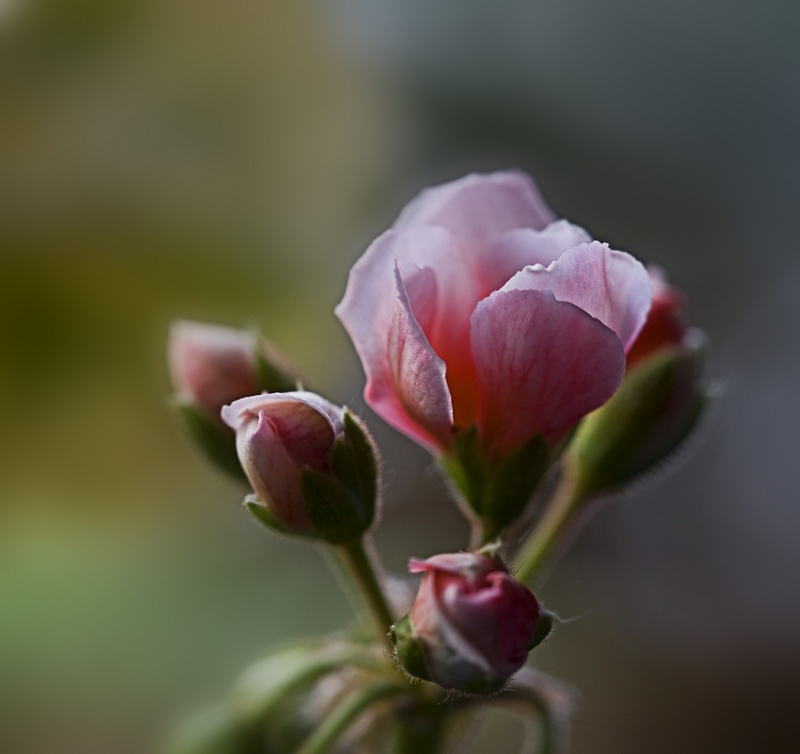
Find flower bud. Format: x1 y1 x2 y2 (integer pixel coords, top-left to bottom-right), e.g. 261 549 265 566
391 553 541 696
568 270 710 494
168 320 300 477
222 392 379 542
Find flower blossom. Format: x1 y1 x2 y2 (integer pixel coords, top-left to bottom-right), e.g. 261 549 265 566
336 171 652 461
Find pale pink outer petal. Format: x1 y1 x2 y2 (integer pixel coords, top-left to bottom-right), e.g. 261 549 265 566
408 553 498 579
222 391 342 468
168 320 258 415
236 412 310 532
502 241 652 352
393 171 555 246
335 228 456 451
471 289 626 456
475 220 592 298
385 266 454 450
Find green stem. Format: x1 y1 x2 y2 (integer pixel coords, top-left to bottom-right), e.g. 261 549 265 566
332 538 395 644
526 692 557 754
296 682 406 754
393 702 447 754
514 458 589 585
479 517 505 547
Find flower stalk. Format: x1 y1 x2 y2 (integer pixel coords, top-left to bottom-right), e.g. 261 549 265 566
514 458 590 586
332 538 395 645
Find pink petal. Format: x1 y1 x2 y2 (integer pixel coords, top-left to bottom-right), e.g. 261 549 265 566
502 241 652 352
471 289 626 457
336 228 452 448
222 391 341 469
441 572 537 676
408 553 498 578
474 220 592 300
237 412 309 531
381 266 454 451
394 171 555 248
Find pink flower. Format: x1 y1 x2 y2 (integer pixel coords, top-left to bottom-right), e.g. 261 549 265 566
169 320 260 418
222 391 346 534
403 553 540 691
336 171 652 460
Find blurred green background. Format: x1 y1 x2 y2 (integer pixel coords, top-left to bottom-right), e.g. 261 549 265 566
1 0 799 752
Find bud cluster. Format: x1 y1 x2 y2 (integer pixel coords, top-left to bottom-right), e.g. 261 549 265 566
168 171 711 752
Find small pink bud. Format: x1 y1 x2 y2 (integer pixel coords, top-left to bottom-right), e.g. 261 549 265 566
222 392 379 541
393 552 540 695
168 321 261 418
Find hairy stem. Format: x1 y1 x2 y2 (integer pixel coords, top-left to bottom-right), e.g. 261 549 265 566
332 537 395 644
514 459 589 585
296 682 406 754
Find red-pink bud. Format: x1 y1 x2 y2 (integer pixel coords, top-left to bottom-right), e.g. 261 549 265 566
394 553 540 694
626 267 687 368
169 321 261 418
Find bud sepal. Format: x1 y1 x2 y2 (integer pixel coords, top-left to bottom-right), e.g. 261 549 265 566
441 427 549 541
569 331 710 495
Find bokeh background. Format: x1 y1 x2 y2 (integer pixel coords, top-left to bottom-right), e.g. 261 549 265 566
2 1 799 752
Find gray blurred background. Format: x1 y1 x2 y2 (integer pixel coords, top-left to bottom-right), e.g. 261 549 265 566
1 0 798 752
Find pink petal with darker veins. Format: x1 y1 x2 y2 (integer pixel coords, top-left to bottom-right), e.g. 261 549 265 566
238 412 309 532
393 171 555 250
474 220 592 299
503 241 652 352
335 227 461 450
383 266 454 451
471 288 626 457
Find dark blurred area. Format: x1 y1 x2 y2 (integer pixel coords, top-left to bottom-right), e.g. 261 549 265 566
1 0 799 752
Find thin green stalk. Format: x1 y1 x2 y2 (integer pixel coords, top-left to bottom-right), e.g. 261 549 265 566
332 538 395 644
525 691 557 754
514 459 589 585
393 702 447 754
296 682 406 754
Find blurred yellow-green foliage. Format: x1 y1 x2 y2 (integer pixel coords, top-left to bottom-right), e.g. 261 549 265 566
2 1 800 752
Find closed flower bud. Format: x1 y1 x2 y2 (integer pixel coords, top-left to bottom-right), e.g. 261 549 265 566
568 270 710 494
391 553 541 696
222 392 379 542
168 320 300 478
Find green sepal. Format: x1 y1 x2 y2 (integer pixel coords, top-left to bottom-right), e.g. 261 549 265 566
243 496 294 537
330 411 378 529
165 703 265 754
172 398 247 481
457 675 508 697
570 337 709 495
442 427 549 537
299 410 378 543
390 614 432 683
301 469 368 544
528 609 555 651
253 337 301 394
